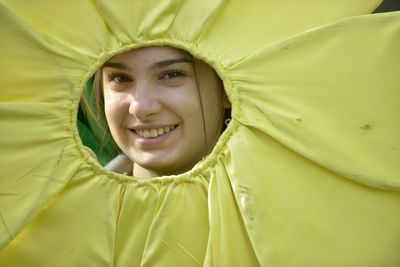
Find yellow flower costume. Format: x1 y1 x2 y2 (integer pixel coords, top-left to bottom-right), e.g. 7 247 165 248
0 1 399 266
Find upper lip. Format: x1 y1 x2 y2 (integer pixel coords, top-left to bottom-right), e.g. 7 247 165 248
129 124 177 130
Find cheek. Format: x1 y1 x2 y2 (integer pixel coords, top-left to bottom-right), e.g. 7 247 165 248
162 85 202 117
103 91 129 126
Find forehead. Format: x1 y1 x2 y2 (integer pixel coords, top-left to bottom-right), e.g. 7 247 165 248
107 46 192 65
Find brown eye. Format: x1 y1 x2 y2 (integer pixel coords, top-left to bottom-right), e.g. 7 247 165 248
159 69 186 80
110 73 132 84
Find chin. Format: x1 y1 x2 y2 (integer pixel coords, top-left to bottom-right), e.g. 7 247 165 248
131 148 201 176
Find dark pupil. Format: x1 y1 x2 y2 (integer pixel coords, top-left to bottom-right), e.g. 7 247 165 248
118 75 128 82
168 71 179 78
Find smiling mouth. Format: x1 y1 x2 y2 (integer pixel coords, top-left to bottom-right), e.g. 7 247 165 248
134 125 177 139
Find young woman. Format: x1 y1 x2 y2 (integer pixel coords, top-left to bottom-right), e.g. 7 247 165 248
97 46 230 177
1 1 399 266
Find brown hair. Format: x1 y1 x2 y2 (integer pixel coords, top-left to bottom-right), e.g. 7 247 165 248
80 69 120 159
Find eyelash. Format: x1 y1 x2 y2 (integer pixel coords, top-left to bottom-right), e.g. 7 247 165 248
106 69 186 85
159 69 186 80
108 72 132 84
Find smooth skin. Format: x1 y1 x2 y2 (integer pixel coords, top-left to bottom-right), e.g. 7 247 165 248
102 46 230 178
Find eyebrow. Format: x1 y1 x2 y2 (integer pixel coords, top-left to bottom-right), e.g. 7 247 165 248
152 58 193 69
102 57 193 70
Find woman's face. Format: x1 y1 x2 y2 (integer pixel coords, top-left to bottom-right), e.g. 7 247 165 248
102 46 229 178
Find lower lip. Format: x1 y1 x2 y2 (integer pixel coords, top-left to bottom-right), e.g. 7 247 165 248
131 126 178 149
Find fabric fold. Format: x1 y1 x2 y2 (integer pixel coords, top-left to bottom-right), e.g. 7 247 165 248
231 12 400 190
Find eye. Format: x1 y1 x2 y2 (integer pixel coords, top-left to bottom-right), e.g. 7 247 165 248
159 69 186 80
109 72 132 84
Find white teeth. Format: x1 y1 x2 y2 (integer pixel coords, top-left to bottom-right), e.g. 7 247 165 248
136 125 176 138
150 129 158 138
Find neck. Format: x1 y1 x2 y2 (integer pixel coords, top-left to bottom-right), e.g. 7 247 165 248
133 163 157 178
132 162 196 179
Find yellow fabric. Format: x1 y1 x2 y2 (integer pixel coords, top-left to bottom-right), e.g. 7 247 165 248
0 1 399 266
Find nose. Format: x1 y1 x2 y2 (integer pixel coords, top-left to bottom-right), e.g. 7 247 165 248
128 81 161 120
